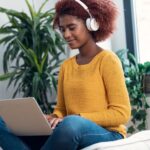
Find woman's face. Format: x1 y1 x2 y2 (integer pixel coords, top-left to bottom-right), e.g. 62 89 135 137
59 15 92 49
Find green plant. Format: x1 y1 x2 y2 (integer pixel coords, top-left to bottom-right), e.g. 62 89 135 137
142 62 150 74
116 49 150 134
0 0 66 113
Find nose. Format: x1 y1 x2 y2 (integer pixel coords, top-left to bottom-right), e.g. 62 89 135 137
63 29 71 40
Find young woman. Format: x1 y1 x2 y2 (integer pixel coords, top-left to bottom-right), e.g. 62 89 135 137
0 0 131 150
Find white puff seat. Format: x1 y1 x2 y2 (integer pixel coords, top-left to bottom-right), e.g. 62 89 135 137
81 130 150 150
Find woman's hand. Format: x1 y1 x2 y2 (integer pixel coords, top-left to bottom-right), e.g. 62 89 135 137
44 114 63 129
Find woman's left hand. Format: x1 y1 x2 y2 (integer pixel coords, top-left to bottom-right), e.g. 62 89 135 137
49 117 63 129
44 114 63 129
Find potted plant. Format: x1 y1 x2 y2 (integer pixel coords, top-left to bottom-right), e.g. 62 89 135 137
116 49 150 134
142 62 150 93
0 0 66 113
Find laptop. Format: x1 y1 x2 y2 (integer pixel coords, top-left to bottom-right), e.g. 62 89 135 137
0 97 52 136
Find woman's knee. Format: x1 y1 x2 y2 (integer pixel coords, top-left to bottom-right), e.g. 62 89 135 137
63 115 82 123
62 115 85 129
55 115 84 137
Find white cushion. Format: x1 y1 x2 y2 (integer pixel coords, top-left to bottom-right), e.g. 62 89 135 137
81 130 150 150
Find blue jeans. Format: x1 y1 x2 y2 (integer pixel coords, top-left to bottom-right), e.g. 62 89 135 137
0 115 123 150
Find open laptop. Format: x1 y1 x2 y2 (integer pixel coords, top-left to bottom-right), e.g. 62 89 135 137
0 97 52 136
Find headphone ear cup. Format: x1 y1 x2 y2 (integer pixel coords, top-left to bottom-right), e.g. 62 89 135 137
86 18 92 31
90 18 99 31
86 18 99 31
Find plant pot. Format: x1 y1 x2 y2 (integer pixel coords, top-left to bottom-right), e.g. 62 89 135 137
146 94 150 129
143 74 150 93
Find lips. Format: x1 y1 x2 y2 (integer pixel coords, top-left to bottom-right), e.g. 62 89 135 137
66 39 75 44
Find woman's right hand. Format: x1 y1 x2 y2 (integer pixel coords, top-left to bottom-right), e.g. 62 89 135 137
44 114 63 129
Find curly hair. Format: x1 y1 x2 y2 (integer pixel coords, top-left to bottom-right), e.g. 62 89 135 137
53 0 118 42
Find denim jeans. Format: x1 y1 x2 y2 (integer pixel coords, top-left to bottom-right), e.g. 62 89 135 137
0 115 123 150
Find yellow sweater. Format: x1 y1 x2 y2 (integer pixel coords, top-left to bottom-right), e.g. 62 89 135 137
53 50 131 137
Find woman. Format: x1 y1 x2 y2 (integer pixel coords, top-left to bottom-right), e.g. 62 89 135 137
0 0 131 150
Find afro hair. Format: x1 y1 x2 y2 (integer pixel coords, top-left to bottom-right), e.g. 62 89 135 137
53 0 118 42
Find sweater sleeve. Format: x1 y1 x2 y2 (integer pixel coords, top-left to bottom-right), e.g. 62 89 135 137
80 53 131 127
53 64 66 118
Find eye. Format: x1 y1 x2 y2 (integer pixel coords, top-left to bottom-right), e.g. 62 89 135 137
69 26 75 31
69 25 76 31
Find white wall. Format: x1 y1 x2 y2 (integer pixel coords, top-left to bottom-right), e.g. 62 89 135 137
0 0 57 99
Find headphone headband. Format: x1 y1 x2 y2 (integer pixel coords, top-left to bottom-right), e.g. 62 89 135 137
75 0 88 10
74 0 99 31
74 0 92 18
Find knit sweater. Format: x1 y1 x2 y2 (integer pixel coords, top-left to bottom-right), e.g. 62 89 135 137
53 50 131 137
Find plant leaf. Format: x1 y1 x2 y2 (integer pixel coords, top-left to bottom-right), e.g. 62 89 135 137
25 0 36 19
0 72 16 81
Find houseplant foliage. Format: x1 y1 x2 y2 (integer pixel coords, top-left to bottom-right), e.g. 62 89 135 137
116 49 150 133
0 0 66 113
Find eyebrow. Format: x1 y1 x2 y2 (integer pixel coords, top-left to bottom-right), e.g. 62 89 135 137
59 23 77 29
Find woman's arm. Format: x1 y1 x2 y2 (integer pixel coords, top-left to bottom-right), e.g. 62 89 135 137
52 64 67 118
45 64 66 129
80 53 131 127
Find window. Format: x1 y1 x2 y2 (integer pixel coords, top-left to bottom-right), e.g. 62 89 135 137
124 0 150 63
134 0 150 63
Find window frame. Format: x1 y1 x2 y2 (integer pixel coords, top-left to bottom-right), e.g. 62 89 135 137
123 0 139 61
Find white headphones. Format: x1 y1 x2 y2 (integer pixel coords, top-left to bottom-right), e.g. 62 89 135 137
75 0 99 31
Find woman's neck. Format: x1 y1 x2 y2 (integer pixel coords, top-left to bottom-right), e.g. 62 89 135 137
78 39 102 59
76 39 103 65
